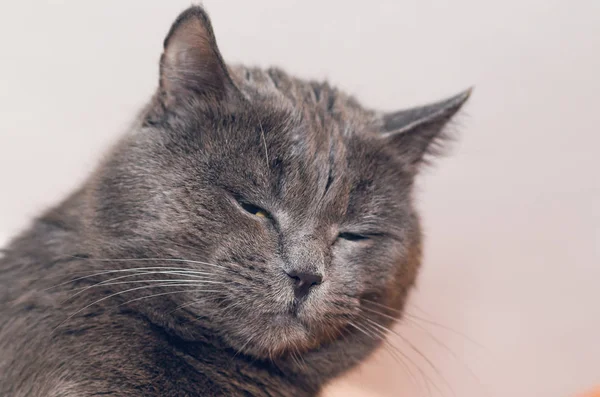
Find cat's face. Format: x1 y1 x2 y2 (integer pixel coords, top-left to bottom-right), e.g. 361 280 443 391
88 7 469 360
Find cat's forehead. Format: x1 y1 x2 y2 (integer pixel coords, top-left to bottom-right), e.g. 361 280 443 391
222 104 404 218
230 67 377 162
155 66 409 221
196 68 396 193
230 65 373 132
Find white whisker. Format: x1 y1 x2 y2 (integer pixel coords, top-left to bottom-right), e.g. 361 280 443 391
362 302 486 389
363 299 483 349
359 319 433 397
71 279 222 290
46 267 220 291
54 283 220 331
119 289 221 307
402 316 485 390
361 315 454 397
62 271 218 302
72 256 228 270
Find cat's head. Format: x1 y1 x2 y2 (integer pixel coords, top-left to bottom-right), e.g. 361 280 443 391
86 6 470 360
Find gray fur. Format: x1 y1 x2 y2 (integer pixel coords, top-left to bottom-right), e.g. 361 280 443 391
0 6 470 397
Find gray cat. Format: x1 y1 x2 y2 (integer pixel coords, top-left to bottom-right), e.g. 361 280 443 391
0 6 470 397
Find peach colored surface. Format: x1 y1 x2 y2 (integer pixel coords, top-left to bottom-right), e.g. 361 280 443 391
578 388 600 397
1 1 598 396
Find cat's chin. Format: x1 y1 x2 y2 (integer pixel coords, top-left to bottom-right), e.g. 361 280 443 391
222 288 359 359
232 310 345 360
253 313 315 358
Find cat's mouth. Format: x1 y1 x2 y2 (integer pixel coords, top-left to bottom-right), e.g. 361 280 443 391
288 298 305 316
270 304 311 331
257 301 352 357
222 281 359 359
271 312 302 327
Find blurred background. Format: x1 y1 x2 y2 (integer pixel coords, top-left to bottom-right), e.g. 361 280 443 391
0 1 598 396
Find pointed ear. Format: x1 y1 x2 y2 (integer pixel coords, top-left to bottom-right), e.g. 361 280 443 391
380 88 472 168
159 6 239 107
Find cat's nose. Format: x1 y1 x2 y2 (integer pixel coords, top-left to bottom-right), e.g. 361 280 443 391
286 270 323 300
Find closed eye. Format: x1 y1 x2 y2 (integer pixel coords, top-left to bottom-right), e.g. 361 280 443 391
337 232 369 241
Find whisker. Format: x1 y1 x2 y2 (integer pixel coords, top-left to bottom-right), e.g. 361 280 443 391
348 320 378 341
45 267 219 291
258 118 269 166
119 288 221 307
73 256 229 270
61 271 218 302
404 311 487 351
141 242 231 270
54 283 218 331
359 320 431 397
361 315 455 397
291 346 305 370
288 349 300 367
72 279 222 290
234 334 255 359
401 316 486 391
172 293 226 313
363 299 484 350
350 320 430 395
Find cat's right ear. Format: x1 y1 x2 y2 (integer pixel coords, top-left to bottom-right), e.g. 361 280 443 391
156 6 240 110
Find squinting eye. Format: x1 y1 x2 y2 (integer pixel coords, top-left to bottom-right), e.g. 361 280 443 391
240 202 270 218
337 232 369 242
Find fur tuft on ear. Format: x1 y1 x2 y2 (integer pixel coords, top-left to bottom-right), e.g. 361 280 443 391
380 88 472 169
158 6 239 107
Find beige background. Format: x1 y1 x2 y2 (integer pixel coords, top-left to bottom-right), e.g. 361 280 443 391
1 1 599 396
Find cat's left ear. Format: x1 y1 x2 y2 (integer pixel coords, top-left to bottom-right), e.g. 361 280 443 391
378 88 472 169
158 6 240 108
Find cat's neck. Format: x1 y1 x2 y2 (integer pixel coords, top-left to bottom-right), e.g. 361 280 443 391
133 294 368 393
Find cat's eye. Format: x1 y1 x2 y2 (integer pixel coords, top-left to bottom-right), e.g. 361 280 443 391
239 202 270 218
337 232 369 242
